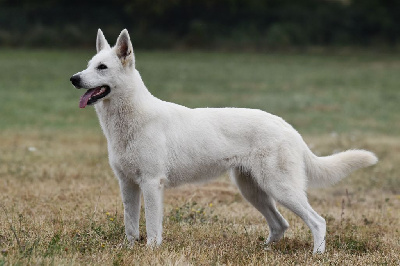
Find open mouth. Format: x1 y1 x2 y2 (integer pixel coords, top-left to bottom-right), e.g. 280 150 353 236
79 86 110 108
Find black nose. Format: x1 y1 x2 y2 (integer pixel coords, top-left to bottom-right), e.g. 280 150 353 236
70 75 81 87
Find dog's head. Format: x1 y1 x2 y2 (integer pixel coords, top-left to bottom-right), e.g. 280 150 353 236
70 29 135 108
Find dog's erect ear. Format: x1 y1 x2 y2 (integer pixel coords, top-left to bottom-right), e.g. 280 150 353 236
115 29 134 67
96 29 110 53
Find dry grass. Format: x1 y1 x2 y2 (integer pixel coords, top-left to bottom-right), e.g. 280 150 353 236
0 130 399 265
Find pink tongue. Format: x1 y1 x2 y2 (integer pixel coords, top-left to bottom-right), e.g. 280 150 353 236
79 88 100 108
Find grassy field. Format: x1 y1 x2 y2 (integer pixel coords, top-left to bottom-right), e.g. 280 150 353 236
0 49 399 265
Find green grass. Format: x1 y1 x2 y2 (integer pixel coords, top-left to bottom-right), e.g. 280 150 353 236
0 49 399 135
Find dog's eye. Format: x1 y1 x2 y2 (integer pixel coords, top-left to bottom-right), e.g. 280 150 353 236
97 64 108 70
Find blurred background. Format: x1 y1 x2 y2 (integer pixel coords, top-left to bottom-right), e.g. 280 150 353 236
1 0 400 50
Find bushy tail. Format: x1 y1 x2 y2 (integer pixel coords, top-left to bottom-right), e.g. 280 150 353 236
304 149 378 188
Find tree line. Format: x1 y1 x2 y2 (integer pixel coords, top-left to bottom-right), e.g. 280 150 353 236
0 0 399 49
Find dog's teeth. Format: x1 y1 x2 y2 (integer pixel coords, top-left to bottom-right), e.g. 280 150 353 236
92 88 105 97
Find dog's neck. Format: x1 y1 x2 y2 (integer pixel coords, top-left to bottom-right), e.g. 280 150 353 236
94 69 157 144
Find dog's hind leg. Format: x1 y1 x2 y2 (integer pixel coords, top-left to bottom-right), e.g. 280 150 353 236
118 177 141 245
264 176 326 254
230 168 289 244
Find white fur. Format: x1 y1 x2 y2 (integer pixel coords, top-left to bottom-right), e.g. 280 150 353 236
71 29 378 253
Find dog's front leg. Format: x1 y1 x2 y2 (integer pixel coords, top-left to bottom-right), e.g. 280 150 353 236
141 178 164 246
118 177 141 245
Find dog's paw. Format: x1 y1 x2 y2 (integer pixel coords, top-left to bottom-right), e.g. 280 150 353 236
125 235 140 247
313 239 326 254
146 236 162 248
265 232 285 245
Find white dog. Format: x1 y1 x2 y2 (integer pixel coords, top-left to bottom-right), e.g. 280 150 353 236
70 29 377 253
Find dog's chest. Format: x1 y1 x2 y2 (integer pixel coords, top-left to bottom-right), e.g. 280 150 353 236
107 143 140 179
105 130 166 181
100 121 140 178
